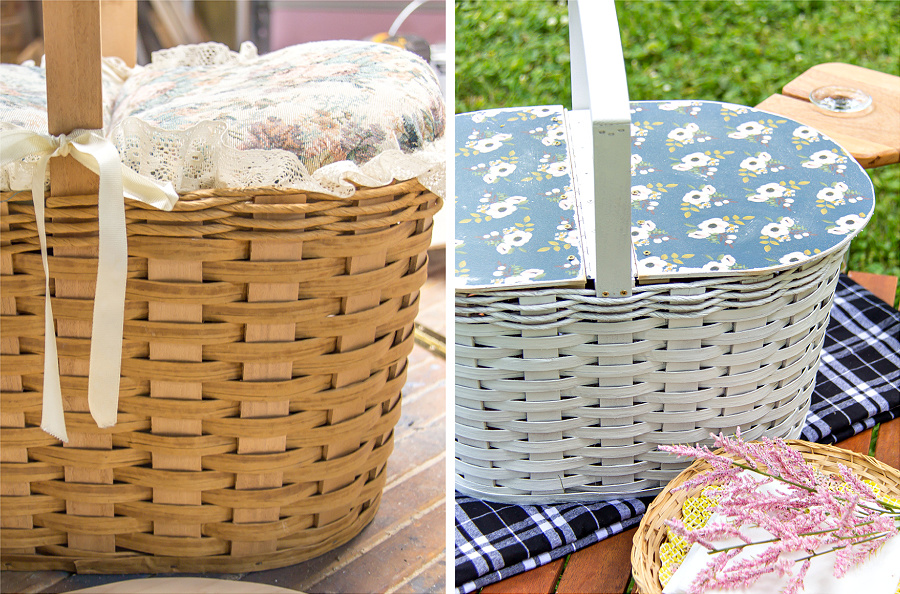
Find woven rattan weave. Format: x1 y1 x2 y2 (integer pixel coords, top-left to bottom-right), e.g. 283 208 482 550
0 179 440 572
630 440 900 594
455 247 845 503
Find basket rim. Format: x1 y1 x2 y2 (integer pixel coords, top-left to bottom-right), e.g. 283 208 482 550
630 438 900 594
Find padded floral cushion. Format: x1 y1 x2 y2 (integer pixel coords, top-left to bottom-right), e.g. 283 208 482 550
0 61 123 133
110 40 445 172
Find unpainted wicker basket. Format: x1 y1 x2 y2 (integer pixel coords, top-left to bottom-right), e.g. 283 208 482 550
0 2 441 574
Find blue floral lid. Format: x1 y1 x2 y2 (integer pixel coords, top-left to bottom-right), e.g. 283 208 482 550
455 106 585 290
454 100 875 290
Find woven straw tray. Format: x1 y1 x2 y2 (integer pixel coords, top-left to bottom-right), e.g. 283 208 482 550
631 439 900 594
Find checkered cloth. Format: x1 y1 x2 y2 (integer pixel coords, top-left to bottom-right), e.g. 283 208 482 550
455 274 900 592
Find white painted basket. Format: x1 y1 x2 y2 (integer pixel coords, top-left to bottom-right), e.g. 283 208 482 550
453 0 862 503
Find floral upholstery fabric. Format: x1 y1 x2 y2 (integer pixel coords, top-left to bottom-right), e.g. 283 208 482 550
0 60 125 133
110 40 445 172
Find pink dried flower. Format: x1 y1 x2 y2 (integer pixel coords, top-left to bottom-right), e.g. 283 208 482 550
659 431 900 593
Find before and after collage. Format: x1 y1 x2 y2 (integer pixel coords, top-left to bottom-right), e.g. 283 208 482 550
1 1 898 593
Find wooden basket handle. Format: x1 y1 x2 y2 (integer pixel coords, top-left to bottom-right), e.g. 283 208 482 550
42 0 136 194
568 0 634 297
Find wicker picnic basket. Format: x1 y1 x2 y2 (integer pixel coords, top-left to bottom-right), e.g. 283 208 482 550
0 2 441 573
453 1 873 503
629 440 900 594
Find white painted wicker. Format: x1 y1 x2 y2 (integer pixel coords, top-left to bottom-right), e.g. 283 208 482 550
453 0 868 503
455 247 844 502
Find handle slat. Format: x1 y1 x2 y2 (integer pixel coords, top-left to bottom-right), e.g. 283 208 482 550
569 0 634 297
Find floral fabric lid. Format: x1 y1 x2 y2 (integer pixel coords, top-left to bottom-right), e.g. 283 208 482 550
455 106 586 290
454 100 875 290
630 100 873 278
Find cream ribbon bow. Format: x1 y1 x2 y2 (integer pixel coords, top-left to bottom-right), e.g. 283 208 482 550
1 128 178 442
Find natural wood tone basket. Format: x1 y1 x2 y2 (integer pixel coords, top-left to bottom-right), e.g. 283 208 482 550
0 180 441 573
455 246 845 503
630 439 900 594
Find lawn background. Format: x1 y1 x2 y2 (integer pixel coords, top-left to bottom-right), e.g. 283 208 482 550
455 0 899 291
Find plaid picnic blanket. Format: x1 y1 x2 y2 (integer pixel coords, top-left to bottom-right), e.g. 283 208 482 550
455 274 900 593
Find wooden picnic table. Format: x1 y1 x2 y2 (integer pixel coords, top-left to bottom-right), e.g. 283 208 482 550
756 63 900 169
481 271 899 594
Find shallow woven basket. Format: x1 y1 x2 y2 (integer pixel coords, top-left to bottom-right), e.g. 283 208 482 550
630 439 900 594
455 246 845 503
0 180 440 572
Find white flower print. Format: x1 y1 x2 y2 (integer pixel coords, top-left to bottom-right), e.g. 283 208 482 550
542 124 566 146
761 216 796 241
673 152 712 172
470 108 507 123
454 239 464 248
631 220 657 245
504 229 532 247
827 214 866 235
560 229 580 246
637 256 675 274
779 251 810 265
667 122 700 143
659 101 694 111
544 161 569 177
740 152 771 172
472 133 511 153
632 185 661 202
817 182 849 204
728 121 770 140
681 255 738 273
689 217 733 239
683 185 716 207
702 255 736 271
483 160 517 183
485 201 517 219
792 126 819 141
558 191 576 210
802 150 845 169
497 243 512 255
525 106 557 118
749 182 788 202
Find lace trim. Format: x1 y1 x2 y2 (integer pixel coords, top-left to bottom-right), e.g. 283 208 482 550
2 118 445 198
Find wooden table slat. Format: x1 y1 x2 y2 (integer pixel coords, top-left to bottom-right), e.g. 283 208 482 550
848 271 899 307
556 526 637 594
835 429 872 456
480 558 565 594
874 419 900 470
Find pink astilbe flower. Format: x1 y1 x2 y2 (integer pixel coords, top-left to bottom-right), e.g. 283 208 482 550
660 431 900 594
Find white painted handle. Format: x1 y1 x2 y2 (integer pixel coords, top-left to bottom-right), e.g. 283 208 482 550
569 0 634 297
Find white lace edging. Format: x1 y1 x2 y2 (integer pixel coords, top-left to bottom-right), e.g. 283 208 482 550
150 41 259 68
2 118 445 199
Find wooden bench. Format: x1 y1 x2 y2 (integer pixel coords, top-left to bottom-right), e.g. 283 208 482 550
481 271 899 594
756 63 900 169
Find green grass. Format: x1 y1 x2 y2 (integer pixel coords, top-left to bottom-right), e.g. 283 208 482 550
456 0 900 286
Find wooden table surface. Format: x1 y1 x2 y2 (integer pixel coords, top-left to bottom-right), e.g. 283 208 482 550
0 256 448 594
481 271 899 594
756 63 900 168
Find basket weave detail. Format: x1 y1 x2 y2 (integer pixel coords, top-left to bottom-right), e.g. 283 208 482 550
0 179 441 572
455 248 845 503
630 440 900 594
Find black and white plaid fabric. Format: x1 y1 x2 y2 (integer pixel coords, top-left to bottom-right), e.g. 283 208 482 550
802 275 900 444
455 274 900 592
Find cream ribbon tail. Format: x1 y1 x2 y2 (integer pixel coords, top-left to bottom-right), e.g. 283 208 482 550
1 128 178 442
